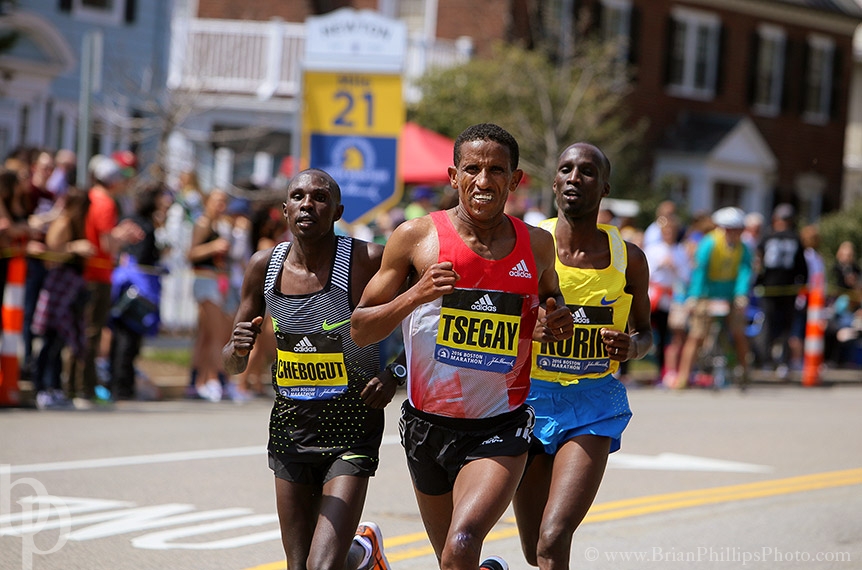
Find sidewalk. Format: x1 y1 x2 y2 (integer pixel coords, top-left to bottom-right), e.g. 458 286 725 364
624 366 862 389
138 334 194 400
8 333 862 406
140 364 860 401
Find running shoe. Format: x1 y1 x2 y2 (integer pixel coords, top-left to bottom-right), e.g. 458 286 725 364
354 521 391 570
35 390 55 410
72 397 94 411
480 556 509 570
183 385 203 400
199 379 223 402
50 389 72 408
225 382 253 403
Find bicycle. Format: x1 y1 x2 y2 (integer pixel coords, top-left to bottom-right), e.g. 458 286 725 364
693 299 764 391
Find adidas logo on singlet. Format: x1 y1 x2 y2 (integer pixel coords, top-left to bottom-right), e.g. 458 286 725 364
509 259 532 278
293 336 317 353
572 307 591 324
471 294 498 312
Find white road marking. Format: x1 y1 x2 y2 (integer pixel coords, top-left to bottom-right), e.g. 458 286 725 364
7 439 768 475
7 435 401 474
608 452 773 473
7 447 265 474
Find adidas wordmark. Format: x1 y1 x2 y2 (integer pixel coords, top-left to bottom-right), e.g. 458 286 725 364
572 307 590 324
509 259 532 278
471 294 498 312
293 336 317 353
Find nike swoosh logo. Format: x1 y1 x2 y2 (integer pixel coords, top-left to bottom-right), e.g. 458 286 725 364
322 318 351 331
600 296 619 305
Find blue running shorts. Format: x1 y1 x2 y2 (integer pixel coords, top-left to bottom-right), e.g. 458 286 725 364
528 374 632 455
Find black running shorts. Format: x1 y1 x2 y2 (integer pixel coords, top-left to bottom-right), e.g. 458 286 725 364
399 401 534 495
268 449 378 486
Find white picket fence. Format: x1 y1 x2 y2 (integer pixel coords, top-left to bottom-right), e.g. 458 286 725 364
168 16 472 101
160 265 198 333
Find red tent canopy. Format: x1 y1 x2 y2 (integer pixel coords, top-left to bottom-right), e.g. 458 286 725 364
279 122 526 186
279 155 296 178
279 123 453 185
399 122 454 185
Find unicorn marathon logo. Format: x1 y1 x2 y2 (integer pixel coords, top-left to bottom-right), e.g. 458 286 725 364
323 137 391 202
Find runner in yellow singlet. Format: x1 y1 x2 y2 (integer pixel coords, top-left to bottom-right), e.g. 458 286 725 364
513 142 653 570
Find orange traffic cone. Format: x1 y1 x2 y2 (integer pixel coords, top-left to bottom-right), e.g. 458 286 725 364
0 253 26 405
802 273 825 387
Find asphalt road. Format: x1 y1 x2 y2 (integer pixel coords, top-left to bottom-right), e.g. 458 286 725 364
2 383 861 570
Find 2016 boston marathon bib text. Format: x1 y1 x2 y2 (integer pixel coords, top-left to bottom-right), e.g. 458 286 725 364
435 289 523 373
274 332 348 400
535 304 613 375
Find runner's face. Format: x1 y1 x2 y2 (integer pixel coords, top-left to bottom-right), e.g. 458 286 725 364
449 140 521 222
283 172 343 238
553 144 609 219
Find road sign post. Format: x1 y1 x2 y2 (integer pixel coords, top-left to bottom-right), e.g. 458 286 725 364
302 9 406 225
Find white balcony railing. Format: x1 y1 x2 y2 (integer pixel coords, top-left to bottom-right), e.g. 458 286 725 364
168 17 472 100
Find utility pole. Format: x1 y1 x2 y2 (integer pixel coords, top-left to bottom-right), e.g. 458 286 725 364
76 30 102 187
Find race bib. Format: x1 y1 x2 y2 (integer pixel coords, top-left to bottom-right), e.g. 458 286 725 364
534 304 614 375
273 332 348 400
435 289 523 373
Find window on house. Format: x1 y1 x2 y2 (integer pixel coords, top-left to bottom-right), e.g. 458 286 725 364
19 104 28 144
802 34 834 123
397 0 428 38
91 119 103 158
752 25 786 116
601 0 632 65
666 8 721 100
44 98 53 145
666 174 689 205
69 0 129 26
0 125 9 162
713 181 744 209
55 114 66 151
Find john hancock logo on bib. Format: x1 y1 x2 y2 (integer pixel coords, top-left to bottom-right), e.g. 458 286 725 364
436 289 523 373
274 332 348 400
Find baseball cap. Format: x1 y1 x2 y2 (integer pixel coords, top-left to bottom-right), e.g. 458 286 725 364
92 155 123 185
712 207 746 229
772 203 795 221
112 150 138 179
744 211 764 229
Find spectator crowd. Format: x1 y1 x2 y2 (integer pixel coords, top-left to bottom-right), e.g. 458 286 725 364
1 145 860 411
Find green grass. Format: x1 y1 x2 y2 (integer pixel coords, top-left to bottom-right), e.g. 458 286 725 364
141 346 192 368
629 357 659 373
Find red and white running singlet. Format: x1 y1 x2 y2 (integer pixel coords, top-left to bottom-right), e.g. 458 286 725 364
402 210 540 419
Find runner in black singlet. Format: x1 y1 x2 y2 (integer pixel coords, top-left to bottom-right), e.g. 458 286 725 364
223 169 398 570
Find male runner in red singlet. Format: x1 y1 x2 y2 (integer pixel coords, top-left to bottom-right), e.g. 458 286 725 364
351 123 573 570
